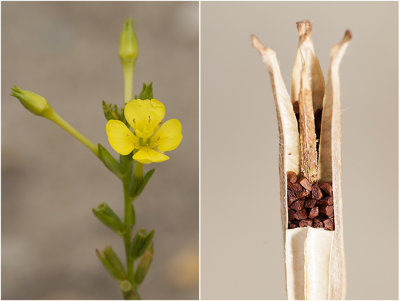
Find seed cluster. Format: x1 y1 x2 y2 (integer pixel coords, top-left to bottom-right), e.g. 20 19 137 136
287 171 334 230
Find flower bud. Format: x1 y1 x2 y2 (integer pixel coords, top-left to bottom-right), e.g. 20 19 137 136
96 246 127 281
129 229 154 259
92 202 125 235
119 18 138 64
10 85 52 117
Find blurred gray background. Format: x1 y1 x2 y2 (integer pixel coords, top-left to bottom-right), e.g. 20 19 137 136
201 1 397 299
2 2 198 299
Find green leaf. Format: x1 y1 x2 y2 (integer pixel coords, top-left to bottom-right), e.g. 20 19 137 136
98 144 124 178
96 247 127 281
134 82 153 100
92 202 125 236
133 168 155 198
134 244 154 285
129 229 155 259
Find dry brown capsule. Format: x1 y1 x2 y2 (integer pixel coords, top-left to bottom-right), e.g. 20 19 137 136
251 20 351 300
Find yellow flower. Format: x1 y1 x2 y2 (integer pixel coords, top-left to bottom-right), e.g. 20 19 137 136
106 99 182 164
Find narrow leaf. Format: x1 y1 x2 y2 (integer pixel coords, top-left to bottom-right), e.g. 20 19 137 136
98 144 124 178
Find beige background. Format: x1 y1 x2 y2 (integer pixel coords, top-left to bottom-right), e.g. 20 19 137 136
201 1 397 299
2 2 198 299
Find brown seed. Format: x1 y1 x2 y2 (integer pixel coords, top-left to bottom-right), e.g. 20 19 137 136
323 218 334 230
294 209 307 220
320 205 334 217
290 200 304 211
287 171 297 184
308 206 319 219
298 176 312 191
304 198 316 209
288 223 297 229
288 209 296 221
319 182 333 196
311 184 323 200
296 189 310 198
288 182 302 193
299 219 313 227
287 190 297 206
317 196 333 206
313 218 324 228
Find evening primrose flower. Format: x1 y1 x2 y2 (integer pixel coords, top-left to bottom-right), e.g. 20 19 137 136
106 99 182 164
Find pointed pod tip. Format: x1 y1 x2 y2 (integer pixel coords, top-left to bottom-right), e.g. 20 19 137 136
250 34 265 54
296 20 312 38
343 30 352 42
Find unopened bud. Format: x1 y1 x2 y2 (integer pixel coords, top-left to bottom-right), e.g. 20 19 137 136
119 18 138 64
10 85 52 117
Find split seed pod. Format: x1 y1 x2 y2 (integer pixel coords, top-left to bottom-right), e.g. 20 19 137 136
251 20 351 299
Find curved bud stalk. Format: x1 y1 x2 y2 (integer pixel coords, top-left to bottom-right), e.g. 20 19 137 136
252 21 351 300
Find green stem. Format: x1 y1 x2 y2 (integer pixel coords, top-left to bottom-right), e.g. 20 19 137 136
123 177 134 282
44 110 99 156
122 63 135 103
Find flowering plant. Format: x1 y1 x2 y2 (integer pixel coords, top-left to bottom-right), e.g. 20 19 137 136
11 18 182 300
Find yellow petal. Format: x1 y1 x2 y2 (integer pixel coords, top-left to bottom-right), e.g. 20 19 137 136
106 120 136 155
152 119 183 152
132 147 169 164
124 99 165 139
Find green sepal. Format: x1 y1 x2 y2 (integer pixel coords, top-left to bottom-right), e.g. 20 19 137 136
129 229 155 259
134 82 153 100
134 244 154 285
102 100 124 121
98 144 124 178
129 168 155 199
96 246 127 281
92 202 125 236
